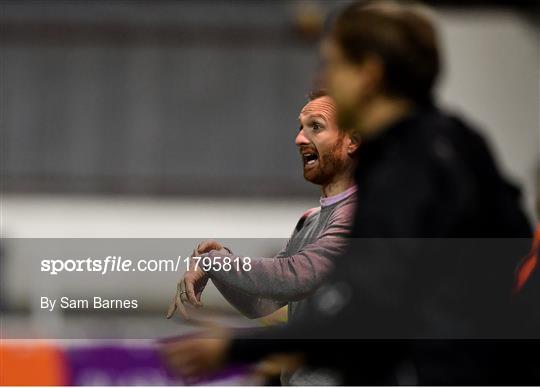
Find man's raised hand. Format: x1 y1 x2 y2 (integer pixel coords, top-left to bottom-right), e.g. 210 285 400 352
195 240 224 255
166 240 227 320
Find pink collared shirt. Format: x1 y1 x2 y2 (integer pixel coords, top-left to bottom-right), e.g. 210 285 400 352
319 185 358 208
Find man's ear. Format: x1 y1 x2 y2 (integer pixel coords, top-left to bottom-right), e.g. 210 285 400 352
346 135 360 156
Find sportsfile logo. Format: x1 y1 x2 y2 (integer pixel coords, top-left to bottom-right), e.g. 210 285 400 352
40 256 183 275
40 255 252 275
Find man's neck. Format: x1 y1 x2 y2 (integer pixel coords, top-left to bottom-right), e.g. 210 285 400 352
321 176 356 198
357 96 413 139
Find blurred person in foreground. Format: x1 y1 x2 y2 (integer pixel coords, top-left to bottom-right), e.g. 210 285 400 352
163 1 539 384
166 91 359 384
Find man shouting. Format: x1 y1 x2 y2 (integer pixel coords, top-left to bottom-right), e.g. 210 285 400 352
167 91 359 384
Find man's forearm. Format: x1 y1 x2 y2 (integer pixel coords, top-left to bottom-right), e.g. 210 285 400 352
212 276 285 319
203 242 342 301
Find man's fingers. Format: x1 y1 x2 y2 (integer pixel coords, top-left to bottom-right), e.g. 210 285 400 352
197 240 223 254
166 280 190 320
185 274 203 307
179 279 188 303
175 279 190 320
176 292 190 320
195 276 209 304
166 294 177 319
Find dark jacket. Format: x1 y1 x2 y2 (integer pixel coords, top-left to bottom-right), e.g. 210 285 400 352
229 105 537 385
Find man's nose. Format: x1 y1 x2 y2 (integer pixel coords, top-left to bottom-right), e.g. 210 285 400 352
295 129 310 146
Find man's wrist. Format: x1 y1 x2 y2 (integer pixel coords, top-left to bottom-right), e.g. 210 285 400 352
202 249 231 276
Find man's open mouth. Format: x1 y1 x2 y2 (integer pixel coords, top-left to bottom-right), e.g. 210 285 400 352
302 152 319 167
